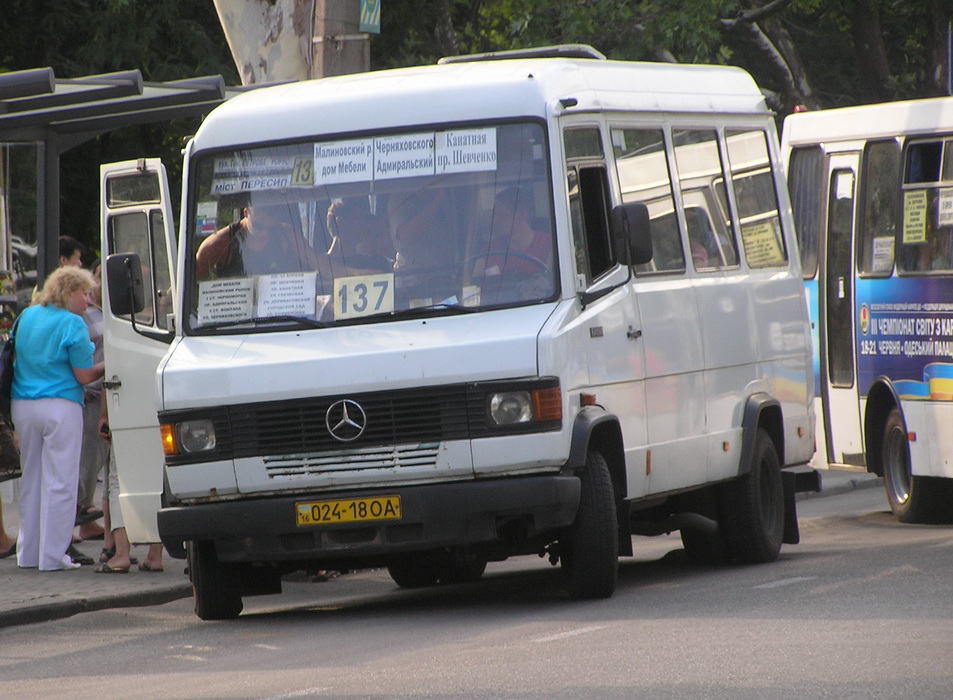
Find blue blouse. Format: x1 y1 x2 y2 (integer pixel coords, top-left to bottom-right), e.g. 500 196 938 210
12 304 94 405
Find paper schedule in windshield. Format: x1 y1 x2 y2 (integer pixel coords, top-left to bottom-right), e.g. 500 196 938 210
198 272 319 325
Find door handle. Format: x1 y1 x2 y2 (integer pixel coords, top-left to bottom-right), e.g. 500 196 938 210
102 376 122 390
627 326 642 340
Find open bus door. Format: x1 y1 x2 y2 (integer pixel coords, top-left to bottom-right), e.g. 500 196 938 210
821 154 865 466
99 159 177 542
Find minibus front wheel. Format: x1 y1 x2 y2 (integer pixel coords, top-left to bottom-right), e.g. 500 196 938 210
560 450 619 599
188 540 243 620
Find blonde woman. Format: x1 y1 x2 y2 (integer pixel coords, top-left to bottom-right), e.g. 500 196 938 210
12 266 104 570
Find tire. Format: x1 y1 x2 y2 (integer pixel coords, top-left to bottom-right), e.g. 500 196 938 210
435 555 487 584
680 527 729 566
561 450 618 599
882 407 950 523
188 540 243 621
387 555 440 589
719 428 785 564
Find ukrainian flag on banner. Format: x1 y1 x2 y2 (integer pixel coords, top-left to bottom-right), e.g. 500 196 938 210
360 0 381 34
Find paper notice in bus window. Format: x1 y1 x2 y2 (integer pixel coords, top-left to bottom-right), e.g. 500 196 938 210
256 272 318 318
435 128 497 174
835 171 853 200
903 190 928 244
197 277 254 324
374 133 436 180
210 155 313 194
314 138 374 185
938 188 953 227
871 236 895 273
741 220 785 267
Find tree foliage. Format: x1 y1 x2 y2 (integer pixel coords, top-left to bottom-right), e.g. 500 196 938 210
0 0 950 251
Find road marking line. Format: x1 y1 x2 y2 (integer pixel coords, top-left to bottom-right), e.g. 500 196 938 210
754 576 818 589
532 624 609 643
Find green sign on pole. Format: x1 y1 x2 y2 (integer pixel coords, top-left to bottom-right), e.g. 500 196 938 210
360 0 381 34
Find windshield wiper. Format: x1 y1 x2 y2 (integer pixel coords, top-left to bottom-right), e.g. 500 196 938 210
381 302 481 320
197 315 330 331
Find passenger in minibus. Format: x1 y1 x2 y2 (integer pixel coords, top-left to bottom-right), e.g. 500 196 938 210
389 188 454 272
325 198 395 275
195 203 323 280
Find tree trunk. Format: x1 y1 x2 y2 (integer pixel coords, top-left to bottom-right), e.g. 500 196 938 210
850 0 895 102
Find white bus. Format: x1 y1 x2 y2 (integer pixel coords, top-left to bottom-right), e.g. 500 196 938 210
783 97 953 523
100 45 816 620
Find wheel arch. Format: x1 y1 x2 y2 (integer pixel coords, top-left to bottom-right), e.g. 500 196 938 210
740 393 783 476
864 377 902 477
568 405 630 555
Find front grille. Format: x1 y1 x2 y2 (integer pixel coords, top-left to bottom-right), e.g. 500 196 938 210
160 378 560 467
163 384 473 464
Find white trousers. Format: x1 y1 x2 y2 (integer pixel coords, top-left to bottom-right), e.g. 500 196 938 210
13 397 83 570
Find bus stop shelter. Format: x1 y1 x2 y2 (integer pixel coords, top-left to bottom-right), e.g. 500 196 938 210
0 67 238 300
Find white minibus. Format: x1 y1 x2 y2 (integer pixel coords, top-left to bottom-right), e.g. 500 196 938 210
100 45 816 620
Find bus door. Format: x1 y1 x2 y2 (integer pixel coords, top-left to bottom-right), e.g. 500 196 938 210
99 159 177 542
821 153 865 465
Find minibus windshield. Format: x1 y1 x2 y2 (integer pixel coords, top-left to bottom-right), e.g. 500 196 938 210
184 121 556 332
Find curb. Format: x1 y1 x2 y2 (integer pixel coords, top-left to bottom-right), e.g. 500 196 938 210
0 583 192 628
797 472 882 501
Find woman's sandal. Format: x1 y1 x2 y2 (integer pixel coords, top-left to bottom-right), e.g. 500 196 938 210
100 547 137 565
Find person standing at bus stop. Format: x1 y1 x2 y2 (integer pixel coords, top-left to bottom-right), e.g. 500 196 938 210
12 266 104 570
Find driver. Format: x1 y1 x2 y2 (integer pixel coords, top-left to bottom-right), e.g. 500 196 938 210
476 187 552 276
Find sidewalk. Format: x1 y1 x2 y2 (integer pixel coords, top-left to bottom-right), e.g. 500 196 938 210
0 467 882 628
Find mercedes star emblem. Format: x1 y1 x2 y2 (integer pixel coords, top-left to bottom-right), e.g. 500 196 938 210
325 399 367 442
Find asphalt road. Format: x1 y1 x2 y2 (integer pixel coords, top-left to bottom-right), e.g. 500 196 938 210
3 485 952 699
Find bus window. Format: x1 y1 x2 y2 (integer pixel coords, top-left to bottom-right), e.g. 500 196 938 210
787 145 823 278
900 139 953 274
611 127 685 274
857 140 900 276
726 129 786 269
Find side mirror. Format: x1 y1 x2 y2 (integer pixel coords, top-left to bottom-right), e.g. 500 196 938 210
106 252 145 316
611 202 653 266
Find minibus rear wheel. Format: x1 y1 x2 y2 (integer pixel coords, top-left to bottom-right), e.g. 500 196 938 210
561 450 619 599
719 428 784 564
188 540 243 620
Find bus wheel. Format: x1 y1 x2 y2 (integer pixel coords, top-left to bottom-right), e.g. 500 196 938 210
387 555 440 588
188 540 243 620
561 450 618 599
719 428 784 563
882 407 950 523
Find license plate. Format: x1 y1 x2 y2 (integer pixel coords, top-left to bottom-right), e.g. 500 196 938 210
295 495 401 526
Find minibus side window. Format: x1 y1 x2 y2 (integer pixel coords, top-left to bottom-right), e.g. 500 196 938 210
857 139 900 277
673 129 737 271
565 128 614 283
787 145 823 279
725 128 786 269
610 127 684 274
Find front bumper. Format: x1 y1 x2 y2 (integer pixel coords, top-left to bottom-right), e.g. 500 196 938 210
158 474 580 564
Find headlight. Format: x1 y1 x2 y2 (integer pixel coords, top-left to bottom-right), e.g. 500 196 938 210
489 391 533 425
174 419 217 453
